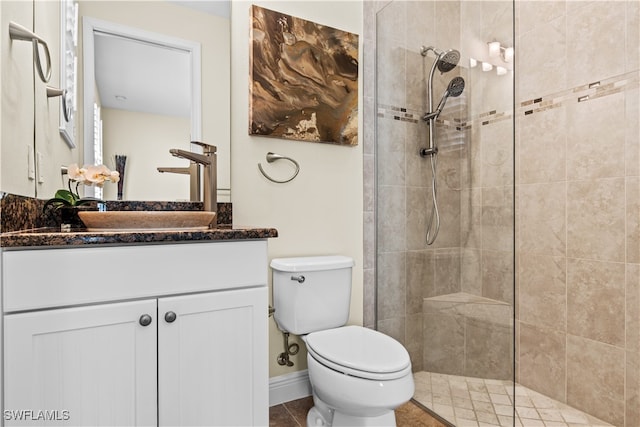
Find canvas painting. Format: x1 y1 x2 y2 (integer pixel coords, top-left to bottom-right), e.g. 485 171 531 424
249 5 359 146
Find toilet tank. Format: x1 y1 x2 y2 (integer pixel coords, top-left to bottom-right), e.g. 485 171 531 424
271 255 354 335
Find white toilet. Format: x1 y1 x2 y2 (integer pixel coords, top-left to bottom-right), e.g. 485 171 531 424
271 255 415 426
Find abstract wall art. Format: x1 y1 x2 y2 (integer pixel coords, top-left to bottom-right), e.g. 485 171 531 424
249 5 359 146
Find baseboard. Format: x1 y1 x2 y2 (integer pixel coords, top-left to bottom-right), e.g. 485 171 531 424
269 369 312 406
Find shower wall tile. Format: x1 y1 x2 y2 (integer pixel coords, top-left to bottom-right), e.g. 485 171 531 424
363 267 375 329
460 248 482 296
406 121 432 187
378 316 406 347
427 187 462 250
423 305 465 376
406 186 429 250
436 148 462 193
406 249 435 314
567 258 626 347
627 87 640 177
363 97 375 156
566 178 626 262
481 119 514 188
566 93 626 181
626 263 640 427
519 182 566 256
518 322 566 403
481 186 514 253
377 118 406 186
464 311 513 380
434 1 461 60
406 312 424 372
363 154 375 213
516 1 566 36
434 249 461 296
517 15 566 102
566 334 625 427
406 1 435 52
519 254 566 332
481 1 513 47
376 37 406 108
405 46 426 112
627 177 640 264
481 250 514 304
566 1 626 89
377 185 406 252
377 251 406 321
460 187 482 250
363 210 375 270
627 1 640 72
519 105 566 184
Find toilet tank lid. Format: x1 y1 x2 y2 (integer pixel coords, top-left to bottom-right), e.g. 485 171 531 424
270 255 354 272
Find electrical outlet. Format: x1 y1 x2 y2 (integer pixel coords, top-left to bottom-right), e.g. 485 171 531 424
37 151 45 183
27 145 35 180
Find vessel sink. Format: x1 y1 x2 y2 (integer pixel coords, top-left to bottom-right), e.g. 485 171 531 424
78 211 216 231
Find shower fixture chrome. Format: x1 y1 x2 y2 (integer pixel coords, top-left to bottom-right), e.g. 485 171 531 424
419 45 463 246
420 46 461 74
423 76 466 121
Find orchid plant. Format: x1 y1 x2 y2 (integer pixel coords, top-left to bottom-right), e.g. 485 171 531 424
44 164 120 210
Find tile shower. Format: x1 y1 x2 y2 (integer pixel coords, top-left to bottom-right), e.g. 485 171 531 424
363 1 639 426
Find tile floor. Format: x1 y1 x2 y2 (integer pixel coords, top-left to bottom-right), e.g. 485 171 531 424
413 371 613 427
269 395 448 426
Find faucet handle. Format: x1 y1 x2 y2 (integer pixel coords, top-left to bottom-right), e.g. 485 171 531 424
191 141 217 154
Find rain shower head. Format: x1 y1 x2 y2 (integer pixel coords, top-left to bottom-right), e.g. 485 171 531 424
421 45 461 73
423 76 465 121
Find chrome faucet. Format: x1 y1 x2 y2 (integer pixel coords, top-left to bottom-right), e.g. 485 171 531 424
169 141 217 215
157 163 201 202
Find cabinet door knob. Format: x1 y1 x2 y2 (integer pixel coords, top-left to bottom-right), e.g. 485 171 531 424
164 311 177 323
139 314 153 327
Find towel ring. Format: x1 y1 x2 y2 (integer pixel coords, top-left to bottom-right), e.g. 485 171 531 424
9 21 52 83
258 152 300 183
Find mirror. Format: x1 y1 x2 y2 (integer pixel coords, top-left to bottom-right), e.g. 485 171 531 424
80 1 230 201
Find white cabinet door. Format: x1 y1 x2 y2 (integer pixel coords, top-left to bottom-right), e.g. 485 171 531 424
4 300 157 427
158 287 268 427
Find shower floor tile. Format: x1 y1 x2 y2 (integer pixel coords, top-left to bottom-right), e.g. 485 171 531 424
413 371 613 427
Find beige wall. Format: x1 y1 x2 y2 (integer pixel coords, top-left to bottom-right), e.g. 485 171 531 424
101 108 191 201
231 1 363 378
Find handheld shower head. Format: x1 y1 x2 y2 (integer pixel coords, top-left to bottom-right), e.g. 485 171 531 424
423 76 465 121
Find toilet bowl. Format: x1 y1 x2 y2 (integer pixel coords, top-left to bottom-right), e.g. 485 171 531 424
271 256 415 426
304 326 414 426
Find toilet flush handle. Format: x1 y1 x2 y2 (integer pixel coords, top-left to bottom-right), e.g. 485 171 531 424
291 275 305 284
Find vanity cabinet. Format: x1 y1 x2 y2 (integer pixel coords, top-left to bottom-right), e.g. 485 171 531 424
2 240 269 426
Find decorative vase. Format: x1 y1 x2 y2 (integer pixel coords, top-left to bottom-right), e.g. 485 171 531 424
115 154 127 201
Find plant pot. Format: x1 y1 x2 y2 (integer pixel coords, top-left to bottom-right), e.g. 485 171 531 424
59 206 97 229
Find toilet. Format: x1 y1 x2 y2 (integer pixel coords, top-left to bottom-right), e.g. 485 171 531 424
271 255 415 426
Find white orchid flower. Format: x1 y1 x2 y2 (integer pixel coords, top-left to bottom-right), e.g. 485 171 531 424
67 164 86 182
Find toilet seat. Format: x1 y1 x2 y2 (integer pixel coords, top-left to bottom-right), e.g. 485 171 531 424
305 325 412 381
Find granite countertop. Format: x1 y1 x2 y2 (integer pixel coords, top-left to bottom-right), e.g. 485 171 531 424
0 193 277 249
0 225 278 248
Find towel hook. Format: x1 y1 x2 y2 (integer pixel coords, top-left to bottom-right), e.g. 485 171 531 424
258 152 300 183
